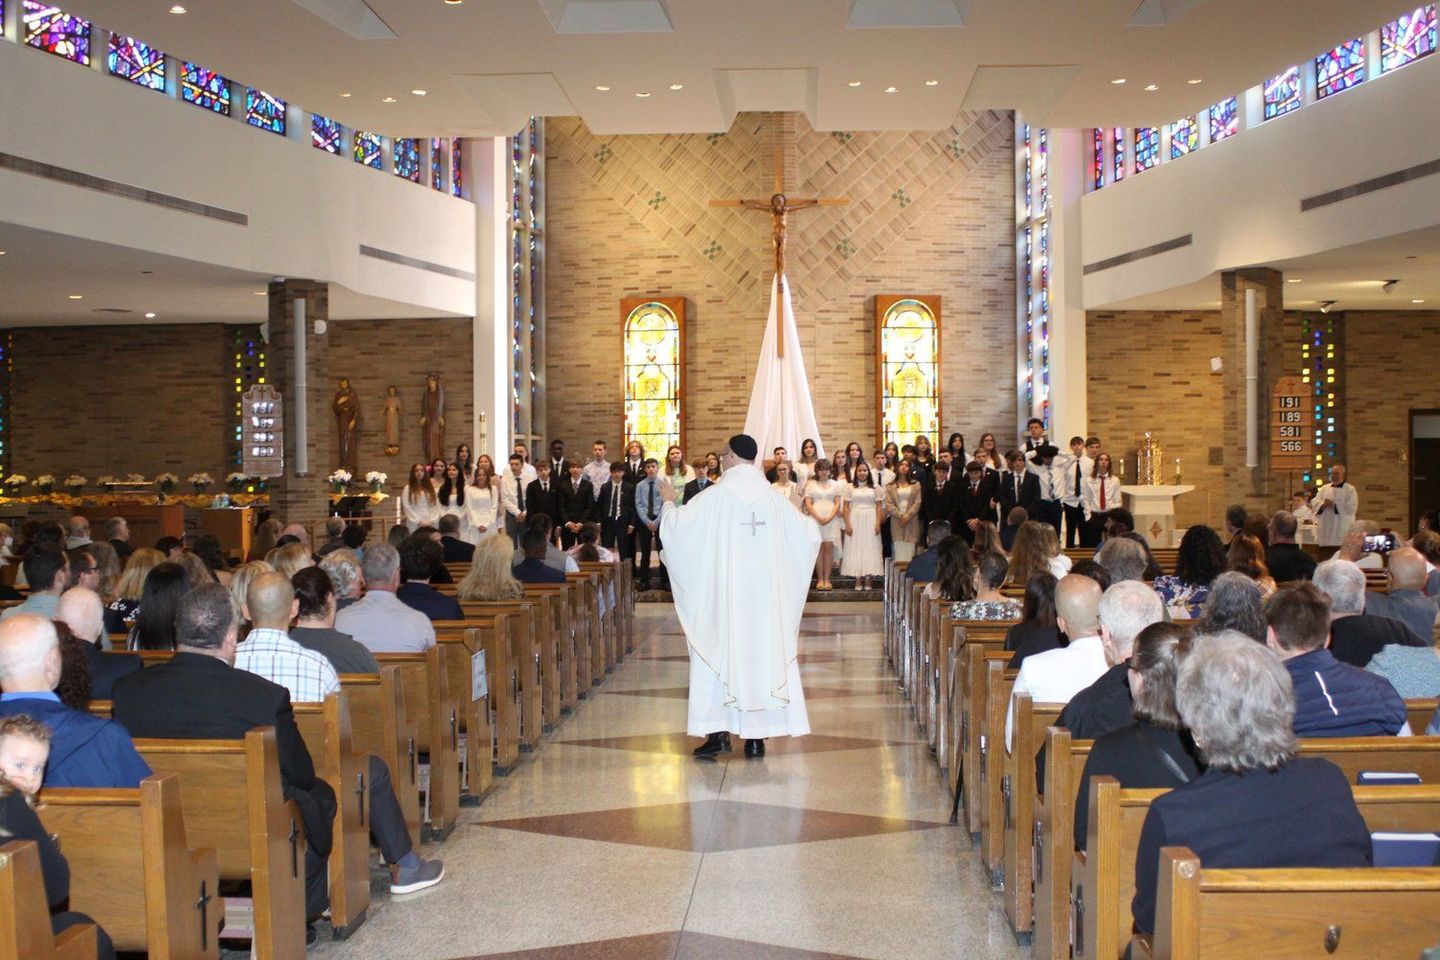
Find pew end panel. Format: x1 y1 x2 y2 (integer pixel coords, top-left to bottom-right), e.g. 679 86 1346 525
0 841 100 960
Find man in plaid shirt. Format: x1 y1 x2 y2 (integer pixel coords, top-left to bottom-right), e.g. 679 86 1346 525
237 572 444 896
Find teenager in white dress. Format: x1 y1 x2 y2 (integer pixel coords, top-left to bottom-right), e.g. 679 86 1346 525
428 457 448 493
402 462 438 531
771 461 804 512
465 463 501 543
436 463 469 540
794 438 820 487
803 458 845 590
1081 452 1121 548
841 461 884 589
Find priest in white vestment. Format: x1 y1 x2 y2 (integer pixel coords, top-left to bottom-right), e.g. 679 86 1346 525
1310 463 1358 547
659 433 821 759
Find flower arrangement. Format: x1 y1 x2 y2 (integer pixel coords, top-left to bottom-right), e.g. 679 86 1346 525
188 472 214 493
125 473 147 484
155 472 178 495
34 475 55 494
4 475 27 490
327 469 352 494
63 474 87 495
96 475 117 492
225 472 249 492
365 470 387 493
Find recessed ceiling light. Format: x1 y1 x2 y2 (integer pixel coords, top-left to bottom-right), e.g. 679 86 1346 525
1144 84 1159 91
1287 278 1303 283
67 294 83 300
168 4 186 13
635 91 651 98
884 85 898 93
1187 78 1203 85
1110 78 1127 85
925 79 939 86
847 80 862 87
0 251 6 256
411 89 427 96
339 92 352 98
443 0 462 5
594 85 610 92
668 83 683 91
382 96 397 103
254 290 267 296
145 312 157 318
1413 299 1427 304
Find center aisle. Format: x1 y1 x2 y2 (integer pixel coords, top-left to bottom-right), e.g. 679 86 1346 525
312 602 1026 960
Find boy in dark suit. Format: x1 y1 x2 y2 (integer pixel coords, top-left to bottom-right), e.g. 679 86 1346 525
595 463 635 562
683 458 716 502
952 461 999 544
556 460 594 550
524 460 563 543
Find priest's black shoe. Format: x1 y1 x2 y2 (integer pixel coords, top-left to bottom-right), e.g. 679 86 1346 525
744 738 765 758
692 732 730 759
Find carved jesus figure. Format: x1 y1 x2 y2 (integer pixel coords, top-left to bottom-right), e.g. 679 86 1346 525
740 193 821 280
420 374 446 464
333 377 361 473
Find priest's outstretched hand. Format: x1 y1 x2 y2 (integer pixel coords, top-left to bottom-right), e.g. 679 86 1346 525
660 479 678 504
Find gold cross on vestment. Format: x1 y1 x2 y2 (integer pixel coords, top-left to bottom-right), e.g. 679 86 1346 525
709 145 848 358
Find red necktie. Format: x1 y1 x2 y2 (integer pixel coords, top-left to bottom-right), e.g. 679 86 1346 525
1100 479 1106 510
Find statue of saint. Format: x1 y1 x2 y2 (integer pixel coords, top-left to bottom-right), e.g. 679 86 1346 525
383 385 403 457
333 377 361 473
420 374 446 464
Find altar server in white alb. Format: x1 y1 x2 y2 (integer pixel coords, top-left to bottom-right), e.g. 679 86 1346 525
1310 463 1358 547
659 433 821 760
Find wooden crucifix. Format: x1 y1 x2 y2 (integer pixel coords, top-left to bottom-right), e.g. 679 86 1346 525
710 145 848 357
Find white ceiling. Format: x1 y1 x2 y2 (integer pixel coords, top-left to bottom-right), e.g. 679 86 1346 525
1098 223 1440 312
58 0 1412 136
0 223 458 326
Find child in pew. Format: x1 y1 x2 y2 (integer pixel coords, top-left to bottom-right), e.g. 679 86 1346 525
0 713 50 799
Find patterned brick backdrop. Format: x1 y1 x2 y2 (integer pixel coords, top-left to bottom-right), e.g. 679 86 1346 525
543 110 1018 457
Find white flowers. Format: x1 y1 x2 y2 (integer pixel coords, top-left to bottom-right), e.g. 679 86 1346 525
188 473 214 486
34 475 55 491
97 475 116 488
125 473 147 483
63 474 87 489
327 469 353 484
365 471 388 485
155 473 179 491
4 475 27 487
226 472 248 483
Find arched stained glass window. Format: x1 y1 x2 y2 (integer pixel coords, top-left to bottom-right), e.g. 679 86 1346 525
877 296 941 451
623 299 684 454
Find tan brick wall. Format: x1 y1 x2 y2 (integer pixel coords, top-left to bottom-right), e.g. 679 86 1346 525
543 111 1017 457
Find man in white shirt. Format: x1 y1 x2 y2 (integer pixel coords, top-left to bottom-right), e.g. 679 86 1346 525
1058 436 1094 550
580 440 613 496
1025 444 1064 535
501 453 530 539
1020 417 1048 462
334 545 436 653
1007 574 1106 748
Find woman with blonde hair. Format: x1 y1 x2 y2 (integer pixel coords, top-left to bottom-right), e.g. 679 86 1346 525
457 534 524 601
266 542 314 581
228 560 275 627
104 546 165 634
249 518 283 562
1009 520 1071 585
88 539 122 603
1226 533 1277 596
972 519 1004 559
175 550 216 587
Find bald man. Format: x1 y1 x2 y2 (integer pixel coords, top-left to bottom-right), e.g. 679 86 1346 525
56 586 141 700
1007 574 1107 749
1364 547 1440 643
0 613 150 787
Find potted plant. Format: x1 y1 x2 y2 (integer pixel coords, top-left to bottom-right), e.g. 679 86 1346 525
4 475 28 495
155 473 178 499
97 475 116 493
63 474 86 497
34 475 54 495
226 472 248 493
365 470 388 494
189 472 214 494
327 469 352 495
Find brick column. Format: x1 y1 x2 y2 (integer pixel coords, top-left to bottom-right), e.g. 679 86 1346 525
265 279 331 523
1220 268 1286 513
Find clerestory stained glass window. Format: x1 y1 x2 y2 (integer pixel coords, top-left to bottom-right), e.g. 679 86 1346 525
1208 97 1239 142
1169 117 1199 158
1134 127 1160 172
311 115 342 154
1112 127 1125 182
624 302 683 454
1091 128 1105 190
879 299 940 451
245 88 286 135
353 131 382 169
394 138 420 182
23 1 89 64
1263 66 1302 119
181 62 230 115
1383 6 1437 71
1316 39 1366 98
451 137 464 197
430 138 444 191
107 34 164 91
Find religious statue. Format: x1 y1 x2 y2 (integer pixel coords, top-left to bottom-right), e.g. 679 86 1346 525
382 385 402 457
333 377 361 473
420 373 446 464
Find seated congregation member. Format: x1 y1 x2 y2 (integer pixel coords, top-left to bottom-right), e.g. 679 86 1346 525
1006 574 1106 748
510 514 579 575
1364 546 1440 643
320 548 364 611
106 515 134 561
341 521 368 558
65 545 101 593
1314 558 1426 669
1130 631 1371 937
1191 571 1267 643
155 536 185 560
951 551 1022 620
267 541 314 582
903 520 950 583
290 568 378 674
113 584 338 933
567 522 616 563
1009 520 1071 585
316 517 347 558
396 536 464 622
64 516 91 550
513 528 567 584
1226 533 1276 596
972 520 1004 559
1006 572 1060 668
1152 525 1225 620
236 573 445 895
596 461 636 560
1 542 67 622
227 561 273 632
192 534 233 587
1095 536 1147 584
335 545 436 653
1073 622 1200 850
0 614 150 787
459 535 525 601
925 536 973 603
557 459 595 549
437 513 474 564
1265 510 1316 582
1057 581 1165 742
1000 507 1027 552
55 587 141 699
1411 527 1440 597
409 526 455 584
1265 582 1406 737
128 562 191 651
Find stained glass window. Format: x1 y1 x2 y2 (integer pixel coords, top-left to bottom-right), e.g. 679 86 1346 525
1208 97 1239 142
430 138 444 191
1112 127 1125 182
181 62 230 115
311 115 341 154
624 302 683 454
1383 6 1437 72
1134 127 1160 172
1021 124 1032 220
0 0 5 38
23 2 90 64
1315 39 1366 98
1263 66 1302 120
245 89 286 135
1036 128 1049 213
353 131 382 169
107 34 164 91
450 137 464 197
878 299 940 450
1169 116 1199 158
1091 128 1105 190
394 138 420 182
1299 316 1340 484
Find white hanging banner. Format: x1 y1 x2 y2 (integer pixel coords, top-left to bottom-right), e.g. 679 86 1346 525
743 276 826 463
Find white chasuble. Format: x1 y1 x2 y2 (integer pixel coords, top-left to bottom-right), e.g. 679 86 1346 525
660 462 821 737
1312 481 1359 547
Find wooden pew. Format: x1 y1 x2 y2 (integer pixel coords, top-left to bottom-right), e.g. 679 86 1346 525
455 601 545 747
291 693 369 939
961 646 1015 836
433 617 515 787
1033 727 1091 960
373 647 459 841
564 572 606 682
1142 846 1440 959
1078 748 1440 960
578 560 627 666
981 662 1018 881
133 727 307 960
0 841 98 960
39 774 220 959
337 669 421 851
1408 697 1439 736
936 618 1017 775
1002 694 1065 940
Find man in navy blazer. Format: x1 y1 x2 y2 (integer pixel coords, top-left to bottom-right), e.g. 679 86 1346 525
904 521 952 582
513 528 567 584
395 537 463 622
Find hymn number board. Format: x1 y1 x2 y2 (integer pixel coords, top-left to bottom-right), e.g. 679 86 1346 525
242 384 285 478
1271 375 1316 472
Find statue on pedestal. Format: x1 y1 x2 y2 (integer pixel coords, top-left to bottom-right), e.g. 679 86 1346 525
333 377 361 473
420 373 446 464
382 386 402 457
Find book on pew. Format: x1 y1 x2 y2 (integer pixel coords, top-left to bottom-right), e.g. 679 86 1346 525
1371 832 1440 867
1357 771 1424 785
